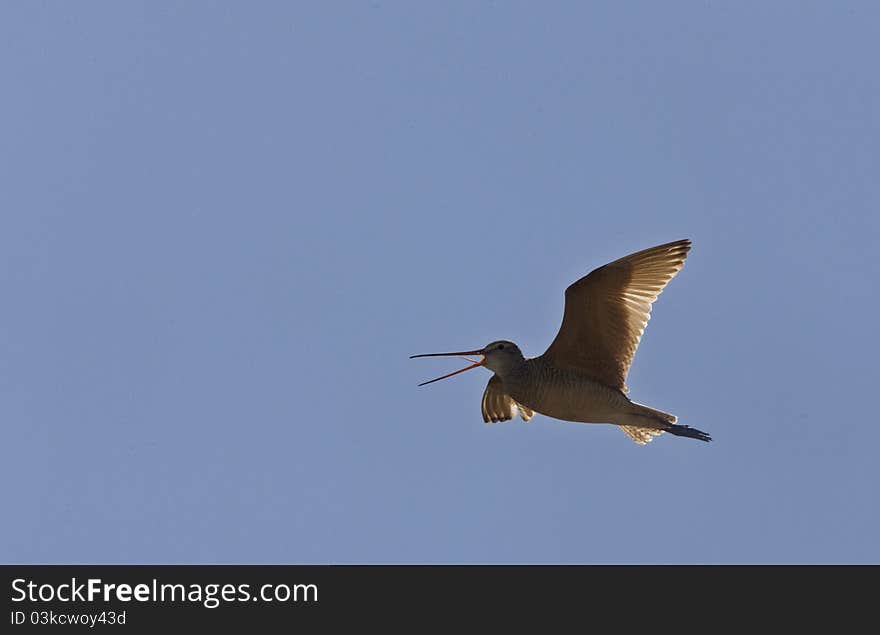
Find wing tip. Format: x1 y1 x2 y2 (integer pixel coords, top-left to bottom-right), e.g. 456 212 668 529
664 238 692 255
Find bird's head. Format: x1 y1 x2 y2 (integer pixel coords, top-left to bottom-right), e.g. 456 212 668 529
481 340 524 374
410 339 524 386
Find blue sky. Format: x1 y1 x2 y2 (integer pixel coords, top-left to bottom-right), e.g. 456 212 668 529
2 2 878 563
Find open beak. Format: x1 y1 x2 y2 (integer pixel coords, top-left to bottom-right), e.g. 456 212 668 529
410 348 486 387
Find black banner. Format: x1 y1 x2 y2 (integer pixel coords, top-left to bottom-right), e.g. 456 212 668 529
1 565 873 628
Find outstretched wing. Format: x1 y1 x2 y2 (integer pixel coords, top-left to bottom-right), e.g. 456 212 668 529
481 375 534 423
541 239 691 392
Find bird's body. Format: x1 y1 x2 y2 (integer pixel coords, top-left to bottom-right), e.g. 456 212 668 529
479 351 703 444
412 239 711 444
488 354 628 424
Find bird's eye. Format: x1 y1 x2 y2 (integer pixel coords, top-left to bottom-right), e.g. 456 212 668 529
498 344 505 350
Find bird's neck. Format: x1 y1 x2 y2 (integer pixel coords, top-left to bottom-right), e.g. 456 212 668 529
494 357 533 390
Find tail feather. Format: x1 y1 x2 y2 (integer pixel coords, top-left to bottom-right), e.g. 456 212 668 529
620 426 664 445
631 401 677 424
618 402 711 444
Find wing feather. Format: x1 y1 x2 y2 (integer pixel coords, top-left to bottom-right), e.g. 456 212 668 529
541 239 691 391
481 375 534 423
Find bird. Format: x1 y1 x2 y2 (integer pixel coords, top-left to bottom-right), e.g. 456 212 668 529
410 239 710 444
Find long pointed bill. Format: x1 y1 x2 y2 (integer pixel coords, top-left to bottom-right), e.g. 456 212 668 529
410 348 485 387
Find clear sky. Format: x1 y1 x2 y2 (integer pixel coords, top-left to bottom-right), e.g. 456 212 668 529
2 2 878 564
